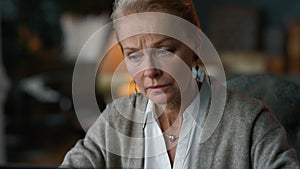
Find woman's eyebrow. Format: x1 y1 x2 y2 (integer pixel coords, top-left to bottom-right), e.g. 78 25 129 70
122 37 177 52
152 37 177 47
123 47 140 52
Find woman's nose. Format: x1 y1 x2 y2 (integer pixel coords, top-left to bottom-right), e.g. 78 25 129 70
143 68 162 78
142 54 162 78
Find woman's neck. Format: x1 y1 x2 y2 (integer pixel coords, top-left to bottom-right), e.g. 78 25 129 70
159 102 181 127
156 79 199 128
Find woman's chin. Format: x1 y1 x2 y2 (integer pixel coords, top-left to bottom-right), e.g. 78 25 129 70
148 93 169 105
147 92 178 106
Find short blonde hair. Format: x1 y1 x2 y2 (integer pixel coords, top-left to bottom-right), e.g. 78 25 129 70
111 0 200 28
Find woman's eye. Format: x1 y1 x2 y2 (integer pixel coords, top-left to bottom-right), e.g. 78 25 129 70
157 49 171 56
127 54 141 62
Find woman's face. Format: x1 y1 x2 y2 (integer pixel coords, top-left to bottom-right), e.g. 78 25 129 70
120 34 195 105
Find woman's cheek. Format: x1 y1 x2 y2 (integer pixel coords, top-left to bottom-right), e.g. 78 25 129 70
133 76 146 95
125 64 136 77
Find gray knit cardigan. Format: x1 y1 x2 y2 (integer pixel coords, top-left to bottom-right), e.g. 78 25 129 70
61 90 300 169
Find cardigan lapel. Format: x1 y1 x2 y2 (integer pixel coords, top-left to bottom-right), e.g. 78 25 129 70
125 94 148 168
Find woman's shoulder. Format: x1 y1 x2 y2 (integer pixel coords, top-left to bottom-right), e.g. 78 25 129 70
103 93 148 118
222 89 281 131
225 89 266 115
86 94 148 140
94 94 148 127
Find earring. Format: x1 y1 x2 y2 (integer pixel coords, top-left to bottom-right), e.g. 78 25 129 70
192 65 205 83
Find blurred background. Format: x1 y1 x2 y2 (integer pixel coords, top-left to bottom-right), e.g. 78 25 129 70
0 0 300 167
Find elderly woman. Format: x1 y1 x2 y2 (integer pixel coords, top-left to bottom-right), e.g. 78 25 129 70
61 0 300 168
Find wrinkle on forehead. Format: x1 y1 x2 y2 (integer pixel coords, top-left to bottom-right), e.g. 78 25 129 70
121 34 180 51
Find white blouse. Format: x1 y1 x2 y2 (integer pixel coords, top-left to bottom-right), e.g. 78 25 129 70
143 79 211 169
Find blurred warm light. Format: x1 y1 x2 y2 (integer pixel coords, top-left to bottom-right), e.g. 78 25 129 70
99 44 124 73
287 19 300 74
118 79 141 98
97 43 141 100
18 26 42 53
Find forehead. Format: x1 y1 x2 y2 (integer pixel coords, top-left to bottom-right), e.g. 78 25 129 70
113 12 201 50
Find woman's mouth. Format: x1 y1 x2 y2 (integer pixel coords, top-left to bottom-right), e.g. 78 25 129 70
146 84 170 90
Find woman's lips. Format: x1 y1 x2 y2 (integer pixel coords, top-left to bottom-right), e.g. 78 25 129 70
146 84 170 90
